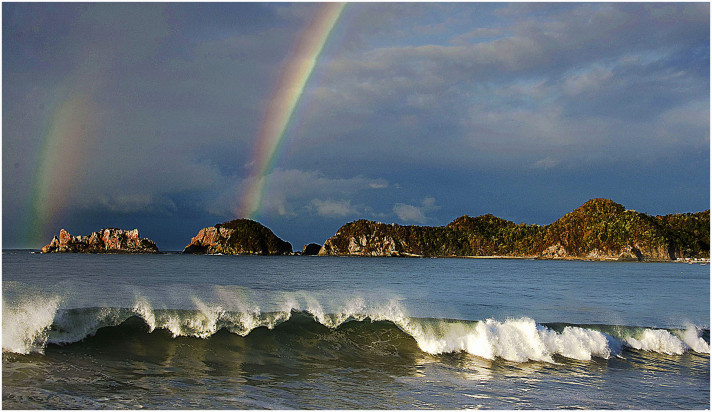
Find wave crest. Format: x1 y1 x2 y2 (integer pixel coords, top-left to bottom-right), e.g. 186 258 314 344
2 295 709 362
398 317 618 362
621 325 710 355
2 295 61 354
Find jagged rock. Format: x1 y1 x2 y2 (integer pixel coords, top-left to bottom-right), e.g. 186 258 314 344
542 242 568 259
183 219 292 255
319 220 410 256
301 243 322 256
41 228 159 254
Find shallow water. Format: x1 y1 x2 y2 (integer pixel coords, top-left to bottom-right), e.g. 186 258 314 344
3 251 709 409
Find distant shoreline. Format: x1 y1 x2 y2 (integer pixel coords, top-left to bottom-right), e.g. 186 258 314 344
5 248 710 264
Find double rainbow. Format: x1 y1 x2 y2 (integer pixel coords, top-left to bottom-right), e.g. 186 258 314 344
27 4 345 245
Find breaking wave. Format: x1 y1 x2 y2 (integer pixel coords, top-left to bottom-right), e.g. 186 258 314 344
2 295 709 362
2 294 61 354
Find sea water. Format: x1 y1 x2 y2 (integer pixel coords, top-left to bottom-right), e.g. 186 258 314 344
2 251 709 409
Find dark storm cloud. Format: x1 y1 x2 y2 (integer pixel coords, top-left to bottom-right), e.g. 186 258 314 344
3 2 708 250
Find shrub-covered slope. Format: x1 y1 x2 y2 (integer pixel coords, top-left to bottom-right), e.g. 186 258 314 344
319 199 709 261
183 219 292 255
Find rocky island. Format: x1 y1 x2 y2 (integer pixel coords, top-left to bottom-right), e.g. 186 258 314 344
301 243 322 256
183 218 292 255
41 228 159 253
38 199 708 261
319 199 709 262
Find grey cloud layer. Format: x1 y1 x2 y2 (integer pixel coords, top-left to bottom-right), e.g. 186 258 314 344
3 2 708 249
297 3 708 172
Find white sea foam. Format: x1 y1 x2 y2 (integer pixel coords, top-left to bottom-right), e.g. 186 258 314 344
323 296 369 327
221 311 262 335
541 326 619 360
212 286 280 335
2 296 61 354
132 296 156 332
393 317 617 362
151 298 226 338
3 290 708 362
624 328 688 355
189 297 224 338
677 325 710 354
278 291 371 328
303 294 328 326
270 297 706 362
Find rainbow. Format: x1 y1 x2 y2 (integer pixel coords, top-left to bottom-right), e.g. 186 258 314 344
28 88 95 245
236 2 345 219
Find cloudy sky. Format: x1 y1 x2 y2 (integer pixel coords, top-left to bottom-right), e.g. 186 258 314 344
3 2 709 251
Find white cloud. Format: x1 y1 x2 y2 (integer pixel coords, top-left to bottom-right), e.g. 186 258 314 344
562 66 613 96
207 168 390 219
260 169 389 217
368 181 389 189
533 157 559 170
393 203 427 224
421 197 437 209
310 199 357 217
393 197 440 224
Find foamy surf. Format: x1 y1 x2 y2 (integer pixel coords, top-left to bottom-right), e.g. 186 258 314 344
393 316 619 362
622 325 710 355
2 295 61 354
2 295 709 362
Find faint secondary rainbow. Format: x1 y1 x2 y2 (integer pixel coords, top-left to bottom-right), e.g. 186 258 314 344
237 2 345 219
28 86 96 246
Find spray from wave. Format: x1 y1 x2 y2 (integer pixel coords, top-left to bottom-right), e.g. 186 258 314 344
2 295 61 354
397 317 620 362
2 293 709 362
621 325 710 355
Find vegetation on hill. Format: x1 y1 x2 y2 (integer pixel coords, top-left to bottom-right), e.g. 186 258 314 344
534 199 671 260
656 210 710 259
183 219 292 255
320 199 710 261
217 219 293 255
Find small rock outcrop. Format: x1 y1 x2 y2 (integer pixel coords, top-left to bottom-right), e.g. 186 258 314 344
301 243 322 256
183 219 292 255
41 228 159 254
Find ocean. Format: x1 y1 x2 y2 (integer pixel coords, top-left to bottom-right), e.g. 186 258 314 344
2 251 709 409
